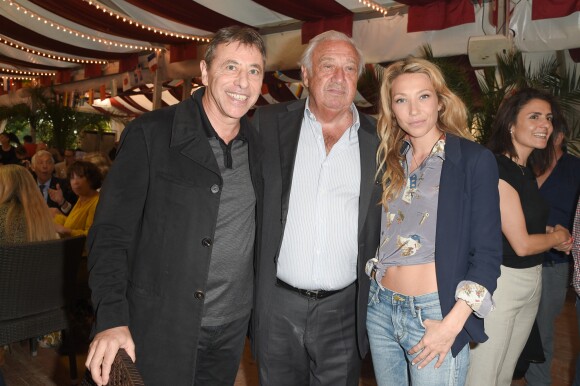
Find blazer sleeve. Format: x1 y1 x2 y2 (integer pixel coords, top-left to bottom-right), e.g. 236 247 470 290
465 148 503 294
87 122 150 335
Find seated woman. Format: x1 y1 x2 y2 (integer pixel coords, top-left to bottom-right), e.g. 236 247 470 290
0 164 57 243
0 164 59 350
53 161 102 238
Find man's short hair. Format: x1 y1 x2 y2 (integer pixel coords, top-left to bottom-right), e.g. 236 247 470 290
204 26 266 69
300 30 364 78
31 150 54 167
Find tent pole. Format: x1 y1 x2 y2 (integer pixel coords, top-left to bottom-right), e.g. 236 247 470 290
152 51 165 110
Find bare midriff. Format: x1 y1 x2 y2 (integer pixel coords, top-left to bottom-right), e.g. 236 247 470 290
381 262 438 296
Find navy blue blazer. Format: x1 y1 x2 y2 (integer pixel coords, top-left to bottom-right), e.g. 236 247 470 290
435 134 503 355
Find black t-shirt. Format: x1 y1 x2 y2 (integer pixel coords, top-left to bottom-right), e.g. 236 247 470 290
0 146 18 165
496 154 548 268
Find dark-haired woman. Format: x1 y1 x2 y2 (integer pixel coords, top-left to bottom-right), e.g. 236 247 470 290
53 161 102 238
466 88 572 386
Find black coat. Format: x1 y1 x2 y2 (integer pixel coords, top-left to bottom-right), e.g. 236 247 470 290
87 92 262 385
251 99 382 359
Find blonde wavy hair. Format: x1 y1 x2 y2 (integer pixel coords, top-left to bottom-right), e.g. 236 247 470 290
377 57 473 208
0 165 57 241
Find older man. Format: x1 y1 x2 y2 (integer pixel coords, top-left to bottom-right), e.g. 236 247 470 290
31 150 76 214
85 26 265 386
252 30 381 386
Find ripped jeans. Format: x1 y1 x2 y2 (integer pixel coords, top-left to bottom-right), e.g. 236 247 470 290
366 280 469 386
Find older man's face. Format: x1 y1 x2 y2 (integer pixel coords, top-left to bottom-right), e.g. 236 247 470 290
302 40 359 116
33 154 55 183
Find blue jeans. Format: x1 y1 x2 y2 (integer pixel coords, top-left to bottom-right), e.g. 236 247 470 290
367 281 469 386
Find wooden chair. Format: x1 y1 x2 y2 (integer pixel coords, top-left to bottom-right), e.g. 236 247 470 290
0 236 86 383
81 349 144 386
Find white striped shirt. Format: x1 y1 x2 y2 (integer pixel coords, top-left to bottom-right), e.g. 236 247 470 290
277 100 361 291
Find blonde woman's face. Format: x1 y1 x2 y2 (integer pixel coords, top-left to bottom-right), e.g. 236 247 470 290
390 73 441 142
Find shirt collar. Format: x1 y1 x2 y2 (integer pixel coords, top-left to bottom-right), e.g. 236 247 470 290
193 87 248 143
402 132 446 161
304 97 361 140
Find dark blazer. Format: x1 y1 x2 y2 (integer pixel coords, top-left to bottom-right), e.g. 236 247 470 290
251 99 382 359
87 92 262 386
435 134 503 355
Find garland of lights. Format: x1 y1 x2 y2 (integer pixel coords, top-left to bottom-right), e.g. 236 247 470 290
0 67 55 76
1 75 38 80
82 0 210 43
1 0 163 52
358 0 389 16
0 36 107 64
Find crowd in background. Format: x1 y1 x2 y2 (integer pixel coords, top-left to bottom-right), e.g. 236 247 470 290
0 27 579 386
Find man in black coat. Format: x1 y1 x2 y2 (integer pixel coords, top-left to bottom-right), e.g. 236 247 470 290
251 30 381 386
85 26 265 386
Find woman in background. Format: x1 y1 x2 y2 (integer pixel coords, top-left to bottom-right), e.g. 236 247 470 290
365 57 502 386
53 161 102 238
0 164 56 243
466 88 572 386
83 152 112 182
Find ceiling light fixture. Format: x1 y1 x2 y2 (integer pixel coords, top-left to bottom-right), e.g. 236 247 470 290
358 0 389 16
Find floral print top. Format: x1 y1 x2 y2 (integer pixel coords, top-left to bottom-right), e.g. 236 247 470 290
366 136 494 317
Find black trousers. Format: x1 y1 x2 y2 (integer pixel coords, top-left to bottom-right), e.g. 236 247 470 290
194 313 250 386
257 282 361 386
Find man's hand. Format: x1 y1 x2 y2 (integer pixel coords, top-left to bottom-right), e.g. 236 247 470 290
48 183 65 206
85 326 135 386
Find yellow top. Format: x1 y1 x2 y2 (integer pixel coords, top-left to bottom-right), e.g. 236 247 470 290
54 193 99 237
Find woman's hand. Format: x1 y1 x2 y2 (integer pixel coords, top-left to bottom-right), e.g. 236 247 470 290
408 300 471 369
550 225 572 254
408 319 458 369
54 223 71 236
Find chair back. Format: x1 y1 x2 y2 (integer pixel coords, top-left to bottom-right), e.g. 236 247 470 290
81 348 145 386
0 236 86 345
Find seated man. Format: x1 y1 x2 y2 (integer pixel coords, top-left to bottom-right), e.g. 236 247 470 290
55 148 76 179
31 150 77 214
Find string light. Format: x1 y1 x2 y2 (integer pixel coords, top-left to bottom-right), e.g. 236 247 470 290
0 75 37 81
0 67 55 76
82 0 211 43
1 0 163 52
358 0 389 16
0 36 108 64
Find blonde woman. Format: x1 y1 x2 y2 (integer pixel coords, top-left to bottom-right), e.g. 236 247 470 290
365 57 503 385
0 164 57 243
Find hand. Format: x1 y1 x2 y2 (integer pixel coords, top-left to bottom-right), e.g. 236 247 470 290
48 184 65 206
86 326 135 386
54 223 70 236
408 319 460 369
552 225 572 254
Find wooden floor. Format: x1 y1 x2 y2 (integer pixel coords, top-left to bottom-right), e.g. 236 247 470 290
1 289 578 386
